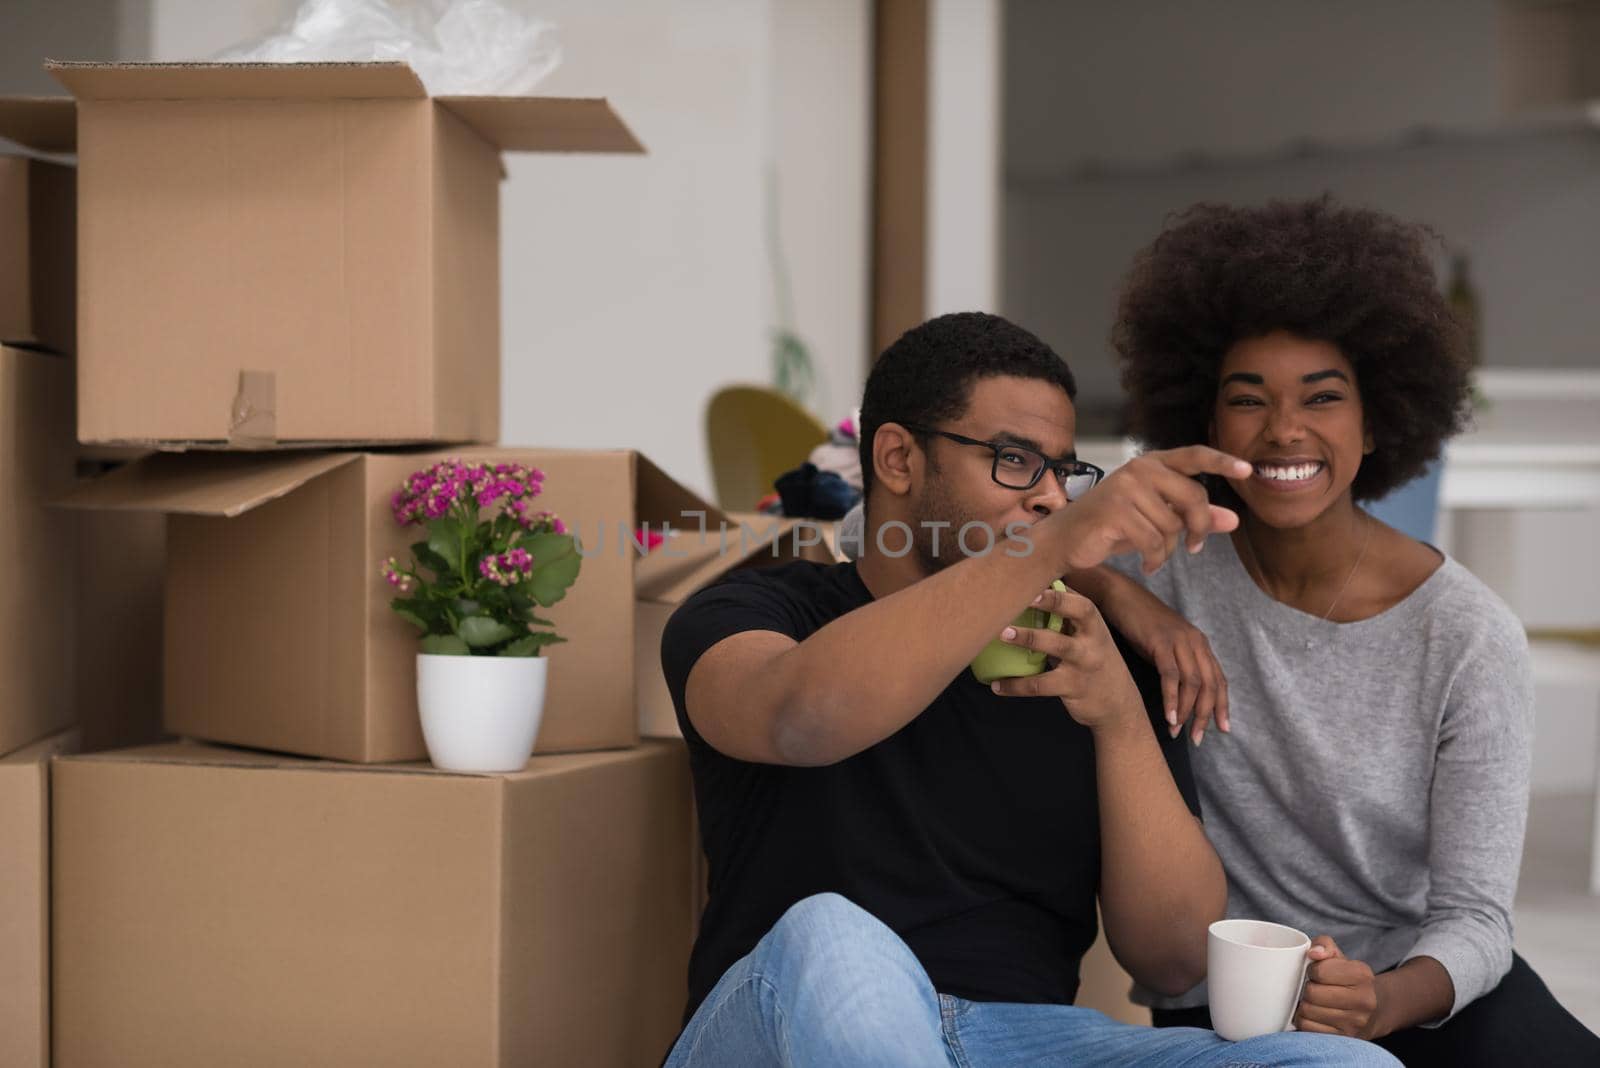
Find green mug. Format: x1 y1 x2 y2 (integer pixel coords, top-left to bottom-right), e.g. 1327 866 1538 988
970 580 1066 684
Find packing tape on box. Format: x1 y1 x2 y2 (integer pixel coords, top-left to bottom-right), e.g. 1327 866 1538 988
229 370 277 446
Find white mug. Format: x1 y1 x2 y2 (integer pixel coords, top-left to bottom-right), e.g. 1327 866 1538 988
1207 918 1311 1041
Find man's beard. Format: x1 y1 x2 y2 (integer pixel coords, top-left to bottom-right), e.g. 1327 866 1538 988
909 458 983 576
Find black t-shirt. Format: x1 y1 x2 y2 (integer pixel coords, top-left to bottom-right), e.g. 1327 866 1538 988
661 559 1200 1024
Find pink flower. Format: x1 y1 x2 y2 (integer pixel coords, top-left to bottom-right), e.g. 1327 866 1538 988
380 557 416 595
478 546 536 588
393 458 552 529
479 555 509 586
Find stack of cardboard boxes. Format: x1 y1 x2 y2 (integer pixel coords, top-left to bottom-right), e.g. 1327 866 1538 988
0 60 835 1066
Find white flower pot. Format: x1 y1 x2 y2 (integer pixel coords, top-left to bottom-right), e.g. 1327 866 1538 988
416 653 548 773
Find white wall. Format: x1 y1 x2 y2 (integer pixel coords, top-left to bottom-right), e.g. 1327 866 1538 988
138 0 871 500
492 0 770 497
143 0 296 57
926 0 1001 318
771 0 872 427
0 0 148 95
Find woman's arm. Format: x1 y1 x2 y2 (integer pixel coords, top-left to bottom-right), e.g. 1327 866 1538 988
1294 937 1454 1039
1296 610 1535 1037
1404 619 1534 1018
1068 563 1231 742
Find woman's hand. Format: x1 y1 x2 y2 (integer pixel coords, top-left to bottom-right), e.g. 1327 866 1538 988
1091 573 1230 744
1293 936 1380 1040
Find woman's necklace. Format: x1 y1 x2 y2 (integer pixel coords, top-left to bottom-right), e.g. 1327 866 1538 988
1238 511 1374 650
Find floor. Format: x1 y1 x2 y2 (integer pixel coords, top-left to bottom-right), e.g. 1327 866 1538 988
1515 791 1600 1032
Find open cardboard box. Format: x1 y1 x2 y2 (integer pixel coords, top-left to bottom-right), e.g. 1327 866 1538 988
0 61 643 448
62 446 715 763
51 738 692 1068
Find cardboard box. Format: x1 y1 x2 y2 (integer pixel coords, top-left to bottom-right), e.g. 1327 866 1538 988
74 483 166 751
64 447 716 763
0 155 75 353
635 513 840 738
0 345 78 757
0 728 79 1068
3 61 641 447
52 739 693 1068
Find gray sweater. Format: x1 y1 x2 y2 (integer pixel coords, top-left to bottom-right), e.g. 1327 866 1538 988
1109 535 1533 1021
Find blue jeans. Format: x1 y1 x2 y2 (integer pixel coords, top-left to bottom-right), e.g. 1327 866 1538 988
665 893 1399 1067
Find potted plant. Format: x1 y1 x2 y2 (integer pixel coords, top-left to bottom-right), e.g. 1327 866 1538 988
380 459 581 772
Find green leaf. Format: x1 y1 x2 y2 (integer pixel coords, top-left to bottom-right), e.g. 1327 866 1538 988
457 616 517 648
524 612 555 627
410 541 451 577
393 595 450 631
504 632 565 656
524 533 582 607
420 633 470 656
427 517 464 573
392 606 429 633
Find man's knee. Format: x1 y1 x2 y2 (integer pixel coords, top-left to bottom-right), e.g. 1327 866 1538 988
756 893 928 992
746 893 943 1057
769 892 891 949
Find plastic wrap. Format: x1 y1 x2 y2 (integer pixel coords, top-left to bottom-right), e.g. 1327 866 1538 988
214 0 561 95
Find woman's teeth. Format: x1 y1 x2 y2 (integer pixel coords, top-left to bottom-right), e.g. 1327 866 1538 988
1257 462 1323 483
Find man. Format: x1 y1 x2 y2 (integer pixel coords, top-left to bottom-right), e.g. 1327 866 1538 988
660 313 1396 1067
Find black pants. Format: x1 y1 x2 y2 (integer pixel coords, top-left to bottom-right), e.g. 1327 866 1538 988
1152 954 1600 1067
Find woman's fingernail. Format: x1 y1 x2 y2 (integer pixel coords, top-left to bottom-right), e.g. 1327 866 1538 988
1168 723 1180 738
1193 732 1204 747
1001 627 1017 640
990 682 1001 694
1032 594 1042 604
1165 708 1177 726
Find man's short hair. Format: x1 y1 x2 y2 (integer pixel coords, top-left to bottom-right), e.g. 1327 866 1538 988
858 312 1078 504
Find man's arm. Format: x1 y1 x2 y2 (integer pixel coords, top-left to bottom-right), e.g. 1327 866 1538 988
1092 710 1223 994
990 588 1225 995
684 447 1252 768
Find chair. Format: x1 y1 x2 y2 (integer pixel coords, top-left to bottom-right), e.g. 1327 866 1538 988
705 385 829 512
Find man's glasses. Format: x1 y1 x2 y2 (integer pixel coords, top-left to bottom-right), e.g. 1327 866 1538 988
902 424 1105 500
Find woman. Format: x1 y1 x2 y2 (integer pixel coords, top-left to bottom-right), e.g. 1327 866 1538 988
1089 197 1599 1065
